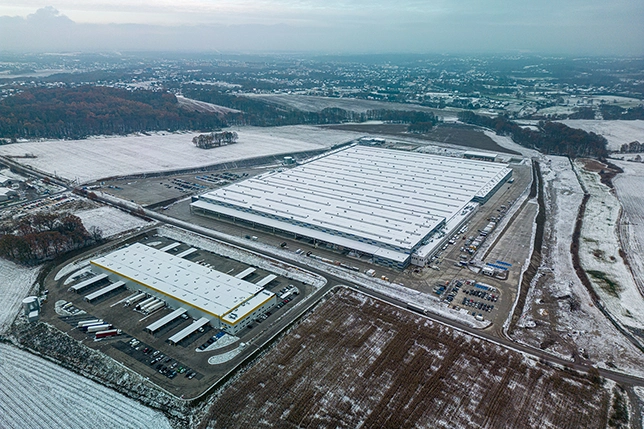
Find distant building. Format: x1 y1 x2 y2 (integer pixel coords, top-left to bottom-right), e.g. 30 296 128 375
0 187 18 202
464 151 497 162
22 296 40 323
192 145 512 269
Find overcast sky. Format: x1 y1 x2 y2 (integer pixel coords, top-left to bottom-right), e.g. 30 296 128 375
0 1 642 54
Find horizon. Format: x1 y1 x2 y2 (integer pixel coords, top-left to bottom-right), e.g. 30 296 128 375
0 3 643 56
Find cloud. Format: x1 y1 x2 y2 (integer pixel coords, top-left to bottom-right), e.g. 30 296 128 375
0 5 642 55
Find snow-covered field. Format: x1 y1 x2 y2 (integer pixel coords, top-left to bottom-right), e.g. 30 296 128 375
0 126 363 183
576 161 644 330
483 130 540 158
560 120 644 151
176 95 240 114
612 161 644 297
248 93 458 116
0 344 171 429
512 157 644 377
0 259 39 335
75 206 152 238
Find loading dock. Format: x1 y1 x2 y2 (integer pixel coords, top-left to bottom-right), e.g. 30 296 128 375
235 267 256 279
69 273 108 293
84 281 125 302
159 242 181 252
168 317 209 345
256 274 277 288
146 308 188 334
176 248 198 258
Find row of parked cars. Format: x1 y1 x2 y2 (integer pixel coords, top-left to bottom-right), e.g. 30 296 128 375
462 298 495 313
465 289 498 302
129 338 197 380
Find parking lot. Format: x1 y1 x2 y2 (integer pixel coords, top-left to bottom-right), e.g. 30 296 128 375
96 168 262 208
41 230 311 396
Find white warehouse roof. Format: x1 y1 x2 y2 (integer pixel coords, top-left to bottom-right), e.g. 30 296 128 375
90 243 265 319
194 145 511 254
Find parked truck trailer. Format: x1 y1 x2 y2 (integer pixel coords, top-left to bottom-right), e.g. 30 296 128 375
125 292 147 306
95 329 122 339
86 324 112 333
139 299 161 313
80 321 107 331
144 301 165 314
77 319 102 328
135 297 156 311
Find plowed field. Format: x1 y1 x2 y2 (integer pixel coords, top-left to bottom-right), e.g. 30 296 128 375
201 288 610 429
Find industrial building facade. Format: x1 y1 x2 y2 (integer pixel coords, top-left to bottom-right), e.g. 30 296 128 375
191 145 512 269
90 243 276 335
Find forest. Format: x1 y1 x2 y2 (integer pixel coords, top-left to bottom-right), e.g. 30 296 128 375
457 111 608 158
0 212 99 265
0 86 226 140
0 85 439 140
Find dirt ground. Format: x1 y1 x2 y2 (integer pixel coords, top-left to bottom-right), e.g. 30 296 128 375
200 288 612 429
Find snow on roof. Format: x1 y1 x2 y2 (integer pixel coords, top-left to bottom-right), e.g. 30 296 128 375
195 146 510 254
168 317 210 344
0 187 17 196
91 243 264 318
191 200 410 263
222 289 274 325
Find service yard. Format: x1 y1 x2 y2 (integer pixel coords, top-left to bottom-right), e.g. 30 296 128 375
200 288 617 429
39 229 313 398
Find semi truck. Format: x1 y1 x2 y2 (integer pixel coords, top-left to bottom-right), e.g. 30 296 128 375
144 301 165 314
86 323 112 333
80 321 107 331
135 297 156 311
77 319 102 328
95 329 122 339
139 299 161 313
125 292 147 306
407 303 428 315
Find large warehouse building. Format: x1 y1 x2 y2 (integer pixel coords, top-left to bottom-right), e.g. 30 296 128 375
191 145 512 269
90 243 276 335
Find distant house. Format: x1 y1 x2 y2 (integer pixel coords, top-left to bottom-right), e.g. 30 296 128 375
0 174 13 187
0 187 17 201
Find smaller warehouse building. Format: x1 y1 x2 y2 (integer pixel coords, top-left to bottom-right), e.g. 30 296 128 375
0 188 17 202
90 243 276 335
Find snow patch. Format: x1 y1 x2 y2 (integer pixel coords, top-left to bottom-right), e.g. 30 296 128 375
0 260 39 335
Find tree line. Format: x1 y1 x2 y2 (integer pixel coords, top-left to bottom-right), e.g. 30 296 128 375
182 87 438 128
0 85 440 140
0 212 101 265
458 111 608 158
192 131 239 149
0 86 226 140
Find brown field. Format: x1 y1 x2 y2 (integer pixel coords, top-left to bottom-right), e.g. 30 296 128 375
200 288 611 429
325 123 521 155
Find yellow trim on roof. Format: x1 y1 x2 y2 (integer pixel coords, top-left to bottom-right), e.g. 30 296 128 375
222 293 276 327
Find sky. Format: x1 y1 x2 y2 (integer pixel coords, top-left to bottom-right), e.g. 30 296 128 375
0 1 643 55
